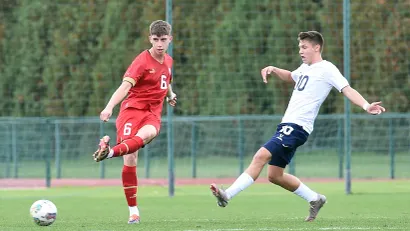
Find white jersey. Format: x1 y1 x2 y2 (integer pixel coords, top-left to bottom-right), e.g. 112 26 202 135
281 60 349 134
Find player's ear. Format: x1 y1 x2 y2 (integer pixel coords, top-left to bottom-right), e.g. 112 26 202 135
168 35 173 42
315 44 320 52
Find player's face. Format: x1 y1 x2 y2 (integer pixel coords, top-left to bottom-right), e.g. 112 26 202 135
149 35 172 56
298 40 320 65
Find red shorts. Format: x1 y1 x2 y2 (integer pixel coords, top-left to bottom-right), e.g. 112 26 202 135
115 108 161 144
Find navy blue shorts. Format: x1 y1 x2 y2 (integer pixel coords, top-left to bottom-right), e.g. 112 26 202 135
263 123 309 168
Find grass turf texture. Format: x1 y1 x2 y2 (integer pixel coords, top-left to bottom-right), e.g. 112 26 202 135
1 181 410 230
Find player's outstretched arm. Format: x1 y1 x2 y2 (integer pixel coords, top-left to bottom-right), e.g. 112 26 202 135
166 84 177 107
341 86 386 115
100 81 132 122
260 66 294 83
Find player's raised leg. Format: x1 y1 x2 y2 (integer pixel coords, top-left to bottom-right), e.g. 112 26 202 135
263 124 325 221
210 147 271 207
94 124 157 162
267 165 326 222
123 151 140 224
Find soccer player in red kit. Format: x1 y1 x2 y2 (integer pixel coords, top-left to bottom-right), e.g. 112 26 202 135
92 20 177 224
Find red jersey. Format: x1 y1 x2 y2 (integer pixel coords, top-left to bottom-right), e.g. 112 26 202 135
120 50 173 115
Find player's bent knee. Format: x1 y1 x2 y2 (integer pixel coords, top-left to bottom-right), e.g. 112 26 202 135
268 175 283 185
268 172 286 185
123 153 137 166
267 166 285 185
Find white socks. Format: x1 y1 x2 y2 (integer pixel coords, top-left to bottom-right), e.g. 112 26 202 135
225 172 255 200
129 206 139 216
223 173 318 203
293 183 318 202
107 149 114 158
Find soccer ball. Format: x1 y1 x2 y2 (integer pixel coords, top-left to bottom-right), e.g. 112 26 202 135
29 200 57 226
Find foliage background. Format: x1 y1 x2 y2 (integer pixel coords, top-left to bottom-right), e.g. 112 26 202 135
0 0 408 117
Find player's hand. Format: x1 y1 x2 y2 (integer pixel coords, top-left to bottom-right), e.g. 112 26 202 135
261 66 276 83
100 108 113 122
167 92 177 107
366 101 386 115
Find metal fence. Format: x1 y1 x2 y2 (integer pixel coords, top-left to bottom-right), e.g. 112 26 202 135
0 114 409 185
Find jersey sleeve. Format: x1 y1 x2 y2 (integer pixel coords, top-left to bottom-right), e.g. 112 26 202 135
326 64 349 92
123 55 146 86
290 64 304 82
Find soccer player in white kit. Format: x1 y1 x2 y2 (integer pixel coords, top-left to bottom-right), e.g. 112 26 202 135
210 31 385 221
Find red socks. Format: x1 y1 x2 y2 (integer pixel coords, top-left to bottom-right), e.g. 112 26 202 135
112 136 144 157
122 165 137 207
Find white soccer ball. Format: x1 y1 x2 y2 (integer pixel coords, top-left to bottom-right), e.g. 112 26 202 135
29 200 57 226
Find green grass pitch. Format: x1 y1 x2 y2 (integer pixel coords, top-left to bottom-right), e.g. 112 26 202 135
0 181 409 230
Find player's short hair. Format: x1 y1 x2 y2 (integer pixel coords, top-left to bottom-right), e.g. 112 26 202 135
298 31 324 52
149 20 172 36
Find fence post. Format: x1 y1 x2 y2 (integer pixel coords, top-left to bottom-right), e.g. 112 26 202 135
337 118 344 179
55 120 61 179
389 118 395 179
166 0 175 197
144 145 150 178
99 121 105 179
5 125 11 178
238 118 244 174
12 122 18 178
191 121 197 178
45 119 52 188
343 0 352 195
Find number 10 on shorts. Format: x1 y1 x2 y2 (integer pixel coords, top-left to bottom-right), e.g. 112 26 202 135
279 126 294 135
